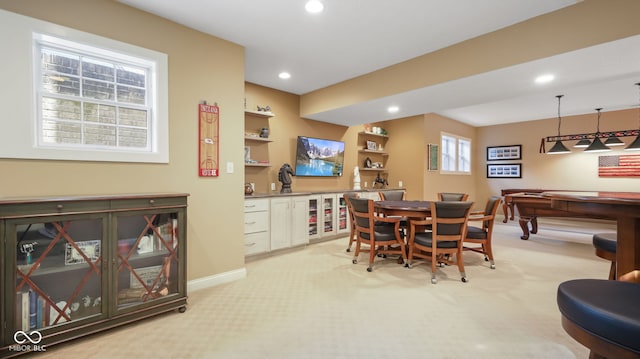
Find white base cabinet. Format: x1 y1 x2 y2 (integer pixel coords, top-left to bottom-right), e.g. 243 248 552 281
243 199 270 256
270 196 309 250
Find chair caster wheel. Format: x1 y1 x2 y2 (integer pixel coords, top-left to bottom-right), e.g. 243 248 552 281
484 257 489 262
490 264 496 269
405 263 411 269
346 248 351 252
461 277 468 283
367 267 372 272
431 278 437 284
352 259 358 264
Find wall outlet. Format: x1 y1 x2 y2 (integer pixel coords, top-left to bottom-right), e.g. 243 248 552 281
271 182 276 191
399 180 403 187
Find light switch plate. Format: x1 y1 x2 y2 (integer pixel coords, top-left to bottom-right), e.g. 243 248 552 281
226 162 234 173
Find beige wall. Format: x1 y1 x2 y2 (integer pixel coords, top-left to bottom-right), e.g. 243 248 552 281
0 0 247 281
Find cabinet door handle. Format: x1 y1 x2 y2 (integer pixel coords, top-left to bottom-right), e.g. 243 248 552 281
56 204 64 210
245 221 256 225
246 242 256 247
245 204 256 208
149 199 155 204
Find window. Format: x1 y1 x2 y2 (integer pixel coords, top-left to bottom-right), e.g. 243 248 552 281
37 39 152 151
0 9 167 163
441 133 471 174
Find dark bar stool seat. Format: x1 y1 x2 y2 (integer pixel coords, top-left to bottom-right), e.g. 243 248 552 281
557 279 640 358
592 233 617 280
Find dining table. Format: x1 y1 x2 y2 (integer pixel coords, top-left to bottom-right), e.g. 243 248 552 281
544 191 640 280
374 200 432 219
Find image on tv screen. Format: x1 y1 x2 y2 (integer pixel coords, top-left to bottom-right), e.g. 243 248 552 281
295 136 345 177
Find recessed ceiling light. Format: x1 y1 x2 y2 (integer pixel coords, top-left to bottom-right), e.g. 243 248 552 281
278 72 291 79
387 106 399 113
535 74 555 84
305 0 324 13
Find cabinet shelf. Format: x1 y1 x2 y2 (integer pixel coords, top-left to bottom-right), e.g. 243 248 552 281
358 149 389 156
360 168 387 172
245 163 271 167
245 136 272 142
244 109 275 118
358 131 388 138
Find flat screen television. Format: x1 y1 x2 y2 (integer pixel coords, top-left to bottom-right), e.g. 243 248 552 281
294 136 345 177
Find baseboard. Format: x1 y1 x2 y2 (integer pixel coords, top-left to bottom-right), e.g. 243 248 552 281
187 267 247 292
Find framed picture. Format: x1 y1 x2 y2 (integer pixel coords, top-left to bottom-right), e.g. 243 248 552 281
366 140 377 150
427 143 438 171
487 145 521 161
487 163 522 178
130 265 163 290
65 240 101 265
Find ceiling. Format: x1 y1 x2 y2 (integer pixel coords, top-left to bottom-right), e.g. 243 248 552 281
119 0 640 127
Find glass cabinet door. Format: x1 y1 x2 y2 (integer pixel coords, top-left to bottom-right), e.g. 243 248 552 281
115 211 180 310
308 197 319 237
322 195 335 235
13 217 105 332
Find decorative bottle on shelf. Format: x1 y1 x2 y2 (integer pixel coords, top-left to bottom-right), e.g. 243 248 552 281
260 128 269 138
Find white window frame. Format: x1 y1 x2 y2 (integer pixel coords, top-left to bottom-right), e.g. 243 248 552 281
0 9 168 163
440 132 472 175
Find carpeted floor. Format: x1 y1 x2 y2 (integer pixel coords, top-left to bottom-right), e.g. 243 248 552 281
33 218 614 358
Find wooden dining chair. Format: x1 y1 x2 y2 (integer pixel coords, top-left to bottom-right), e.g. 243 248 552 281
407 201 473 284
343 192 360 252
349 197 407 272
378 190 408 237
464 196 501 269
438 192 469 201
379 190 406 201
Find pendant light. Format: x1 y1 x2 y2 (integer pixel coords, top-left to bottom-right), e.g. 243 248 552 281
625 82 640 151
584 108 611 152
547 95 571 154
573 138 591 148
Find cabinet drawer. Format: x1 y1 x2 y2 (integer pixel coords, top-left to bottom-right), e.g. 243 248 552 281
111 196 187 211
244 232 269 256
244 199 268 213
244 211 268 233
0 200 109 218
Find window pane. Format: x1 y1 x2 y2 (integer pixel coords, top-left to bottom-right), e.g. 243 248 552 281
459 139 471 172
41 49 79 76
42 73 80 96
83 103 116 124
82 79 115 101
119 108 148 127
117 85 145 105
42 119 82 144
85 124 116 146
42 97 81 121
117 66 146 87
118 127 148 148
82 58 114 82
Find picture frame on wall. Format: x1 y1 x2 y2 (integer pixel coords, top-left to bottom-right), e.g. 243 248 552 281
487 163 521 178
487 144 522 161
428 143 438 171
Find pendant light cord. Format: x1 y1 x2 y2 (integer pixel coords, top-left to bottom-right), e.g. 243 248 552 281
556 95 563 136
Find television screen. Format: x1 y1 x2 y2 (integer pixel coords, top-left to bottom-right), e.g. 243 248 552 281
294 136 345 177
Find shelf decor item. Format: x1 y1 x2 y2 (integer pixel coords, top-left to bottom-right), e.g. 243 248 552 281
65 240 101 265
487 144 522 161
366 140 377 150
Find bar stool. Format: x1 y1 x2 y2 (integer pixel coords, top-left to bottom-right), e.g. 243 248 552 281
592 233 617 280
557 278 640 358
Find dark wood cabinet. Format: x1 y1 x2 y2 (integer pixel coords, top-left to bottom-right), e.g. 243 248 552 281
1 193 188 357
